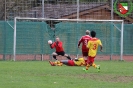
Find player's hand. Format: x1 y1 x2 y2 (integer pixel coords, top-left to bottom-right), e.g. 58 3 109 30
50 43 53 48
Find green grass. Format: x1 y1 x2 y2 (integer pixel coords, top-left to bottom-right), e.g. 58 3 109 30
0 61 133 88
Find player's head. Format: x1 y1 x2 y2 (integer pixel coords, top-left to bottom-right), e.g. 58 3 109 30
86 30 90 35
91 31 96 37
55 36 60 41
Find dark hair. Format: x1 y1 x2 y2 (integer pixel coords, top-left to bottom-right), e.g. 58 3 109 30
91 31 96 37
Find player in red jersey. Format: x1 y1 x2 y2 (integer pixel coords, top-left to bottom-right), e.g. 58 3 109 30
50 36 72 60
78 30 91 59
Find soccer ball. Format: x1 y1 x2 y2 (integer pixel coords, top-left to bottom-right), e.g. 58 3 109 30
48 40 52 44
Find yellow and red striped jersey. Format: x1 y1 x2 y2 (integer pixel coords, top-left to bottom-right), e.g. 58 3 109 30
87 38 102 57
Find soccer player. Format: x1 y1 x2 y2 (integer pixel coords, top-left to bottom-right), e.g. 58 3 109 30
78 30 91 59
49 57 87 66
49 36 72 60
83 31 102 72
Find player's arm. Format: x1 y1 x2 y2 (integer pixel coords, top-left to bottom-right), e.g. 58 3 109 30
100 45 103 52
50 42 55 49
78 37 83 48
86 41 91 49
99 40 103 52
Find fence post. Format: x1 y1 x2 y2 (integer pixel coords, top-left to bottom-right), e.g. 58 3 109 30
42 0 44 18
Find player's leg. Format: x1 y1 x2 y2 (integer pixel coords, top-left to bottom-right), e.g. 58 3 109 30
83 56 100 72
90 57 100 72
60 60 69 65
64 53 72 60
55 60 74 66
82 51 88 65
49 61 56 66
59 51 72 60
52 52 58 60
53 60 75 66
49 60 62 66
49 60 74 66
82 51 88 60
86 56 94 70
83 57 90 71
64 54 72 60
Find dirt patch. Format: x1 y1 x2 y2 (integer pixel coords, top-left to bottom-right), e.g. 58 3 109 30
81 74 133 83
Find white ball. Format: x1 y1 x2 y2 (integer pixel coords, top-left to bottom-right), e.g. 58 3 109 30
48 40 52 44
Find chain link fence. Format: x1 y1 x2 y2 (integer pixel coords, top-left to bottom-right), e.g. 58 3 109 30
0 0 133 60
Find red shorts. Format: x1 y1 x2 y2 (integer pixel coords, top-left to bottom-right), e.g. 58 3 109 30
82 52 88 57
87 56 95 65
68 60 75 66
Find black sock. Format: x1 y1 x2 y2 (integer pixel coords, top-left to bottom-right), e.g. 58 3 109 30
53 55 57 60
67 56 71 60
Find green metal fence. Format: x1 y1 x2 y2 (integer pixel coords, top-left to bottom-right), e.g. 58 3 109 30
0 21 133 60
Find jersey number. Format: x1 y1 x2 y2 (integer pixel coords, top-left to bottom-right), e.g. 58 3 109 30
84 40 88 45
93 44 97 50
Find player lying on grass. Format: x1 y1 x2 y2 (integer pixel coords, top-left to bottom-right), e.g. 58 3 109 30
48 36 72 60
49 57 87 66
83 31 103 72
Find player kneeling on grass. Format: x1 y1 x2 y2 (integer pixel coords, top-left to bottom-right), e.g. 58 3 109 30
83 31 103 72
48 36 72 61
49 57 87 66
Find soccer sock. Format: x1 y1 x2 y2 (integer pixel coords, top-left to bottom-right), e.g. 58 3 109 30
53 55 57 60
92 63 97 68
67 56 72 60
86 64 90 70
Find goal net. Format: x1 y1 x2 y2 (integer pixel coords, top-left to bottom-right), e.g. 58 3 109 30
13 17 124 61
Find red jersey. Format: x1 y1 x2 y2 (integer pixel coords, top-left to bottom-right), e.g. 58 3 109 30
50 41 64 52
78 35 91 52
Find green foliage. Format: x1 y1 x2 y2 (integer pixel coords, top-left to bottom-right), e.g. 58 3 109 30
0 61 133 88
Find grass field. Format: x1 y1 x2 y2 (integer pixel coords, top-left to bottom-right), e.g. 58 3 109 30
0 60 133 88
